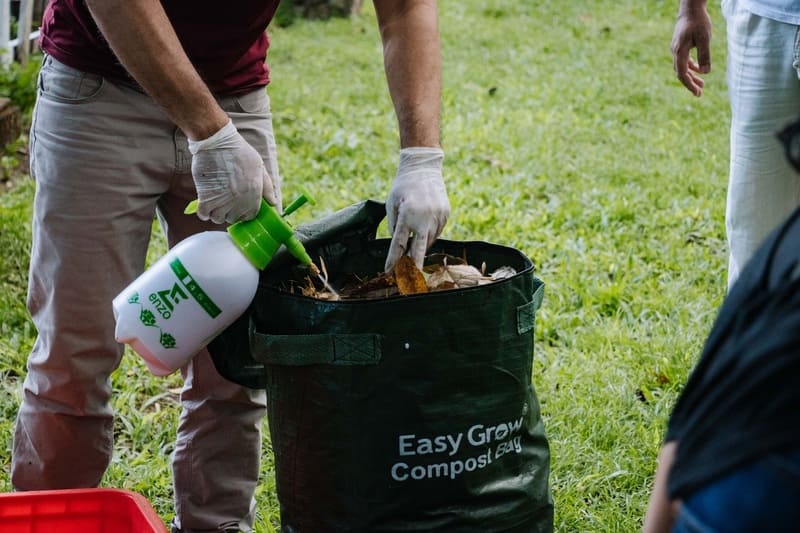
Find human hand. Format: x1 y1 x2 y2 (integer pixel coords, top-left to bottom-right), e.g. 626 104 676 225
188 119 281 224
385 147 450 271
671 1 712 97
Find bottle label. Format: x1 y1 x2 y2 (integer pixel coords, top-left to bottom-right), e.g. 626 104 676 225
169 258 222 318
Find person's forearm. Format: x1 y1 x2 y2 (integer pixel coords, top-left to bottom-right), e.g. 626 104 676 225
375 0 441 148
678 0 708 16
85 0 228 140
643 441 678 533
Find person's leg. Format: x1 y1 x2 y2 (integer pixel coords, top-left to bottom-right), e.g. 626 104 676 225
164 88 275 533
672 449 800 532
724 0 800 286
11 56 175 489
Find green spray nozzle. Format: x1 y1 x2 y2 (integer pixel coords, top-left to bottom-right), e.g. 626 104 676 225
184 192 315 270
282 187 316 217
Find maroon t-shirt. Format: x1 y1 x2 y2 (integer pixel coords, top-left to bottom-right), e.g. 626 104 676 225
39 0 280 95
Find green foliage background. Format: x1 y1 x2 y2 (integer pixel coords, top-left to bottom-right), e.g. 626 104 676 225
0 1 732 531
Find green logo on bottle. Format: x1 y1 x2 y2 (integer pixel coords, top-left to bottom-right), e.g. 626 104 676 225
126 292 177 350
160 331 177 349
139 308 157 327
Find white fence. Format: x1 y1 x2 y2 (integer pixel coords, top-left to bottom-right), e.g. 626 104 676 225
2 0 40 67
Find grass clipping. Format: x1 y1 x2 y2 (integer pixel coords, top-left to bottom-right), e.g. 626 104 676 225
295 253 517 301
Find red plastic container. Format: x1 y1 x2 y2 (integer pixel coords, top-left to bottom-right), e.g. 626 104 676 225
0 488 168 532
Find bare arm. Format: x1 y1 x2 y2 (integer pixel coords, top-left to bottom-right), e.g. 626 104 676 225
374 0 441 148
84 0 278 223
84 0 228 140
671 0 712 97
643 441 680 533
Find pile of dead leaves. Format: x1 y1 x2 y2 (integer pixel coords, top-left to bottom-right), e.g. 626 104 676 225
291 253 517 301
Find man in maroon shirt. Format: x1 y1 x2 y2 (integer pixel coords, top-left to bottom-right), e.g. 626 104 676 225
11 1 449 531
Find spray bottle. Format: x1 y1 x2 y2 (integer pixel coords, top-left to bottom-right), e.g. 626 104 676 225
113 193 315 376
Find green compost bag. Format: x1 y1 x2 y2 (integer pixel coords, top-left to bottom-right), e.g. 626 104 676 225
209 200 553 533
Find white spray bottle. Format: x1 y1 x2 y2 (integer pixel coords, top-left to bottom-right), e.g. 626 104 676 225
113 193 314 376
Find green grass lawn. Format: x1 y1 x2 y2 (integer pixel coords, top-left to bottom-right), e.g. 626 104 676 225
1 1 732 531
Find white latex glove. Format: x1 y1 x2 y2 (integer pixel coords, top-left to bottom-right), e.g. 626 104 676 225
385 147 450 271
188 119 281 224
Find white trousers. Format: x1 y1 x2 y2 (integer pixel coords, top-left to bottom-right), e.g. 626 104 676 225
12 55 277 533
723 0 800 285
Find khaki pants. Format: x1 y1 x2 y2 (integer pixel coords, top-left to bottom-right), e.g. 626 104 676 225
12 55 276 533
722 0 800 286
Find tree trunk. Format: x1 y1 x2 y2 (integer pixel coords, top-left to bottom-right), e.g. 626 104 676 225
0 98 23 148
17 0 36 66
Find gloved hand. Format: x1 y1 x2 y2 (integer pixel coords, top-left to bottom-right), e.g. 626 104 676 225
188 119 281 224
385 147 450 271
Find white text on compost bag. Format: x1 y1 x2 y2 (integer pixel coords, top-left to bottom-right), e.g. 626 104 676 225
391 416 524 482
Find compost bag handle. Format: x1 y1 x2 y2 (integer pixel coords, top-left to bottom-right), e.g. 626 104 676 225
249 322 382 366
516 281 544 335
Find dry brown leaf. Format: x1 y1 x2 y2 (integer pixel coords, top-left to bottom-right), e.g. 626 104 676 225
340 272 397 298
395 256 429 295
300 276 318 298
430 280 457 292
490 266 517 280
426 264 455 290
444 264 492 287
